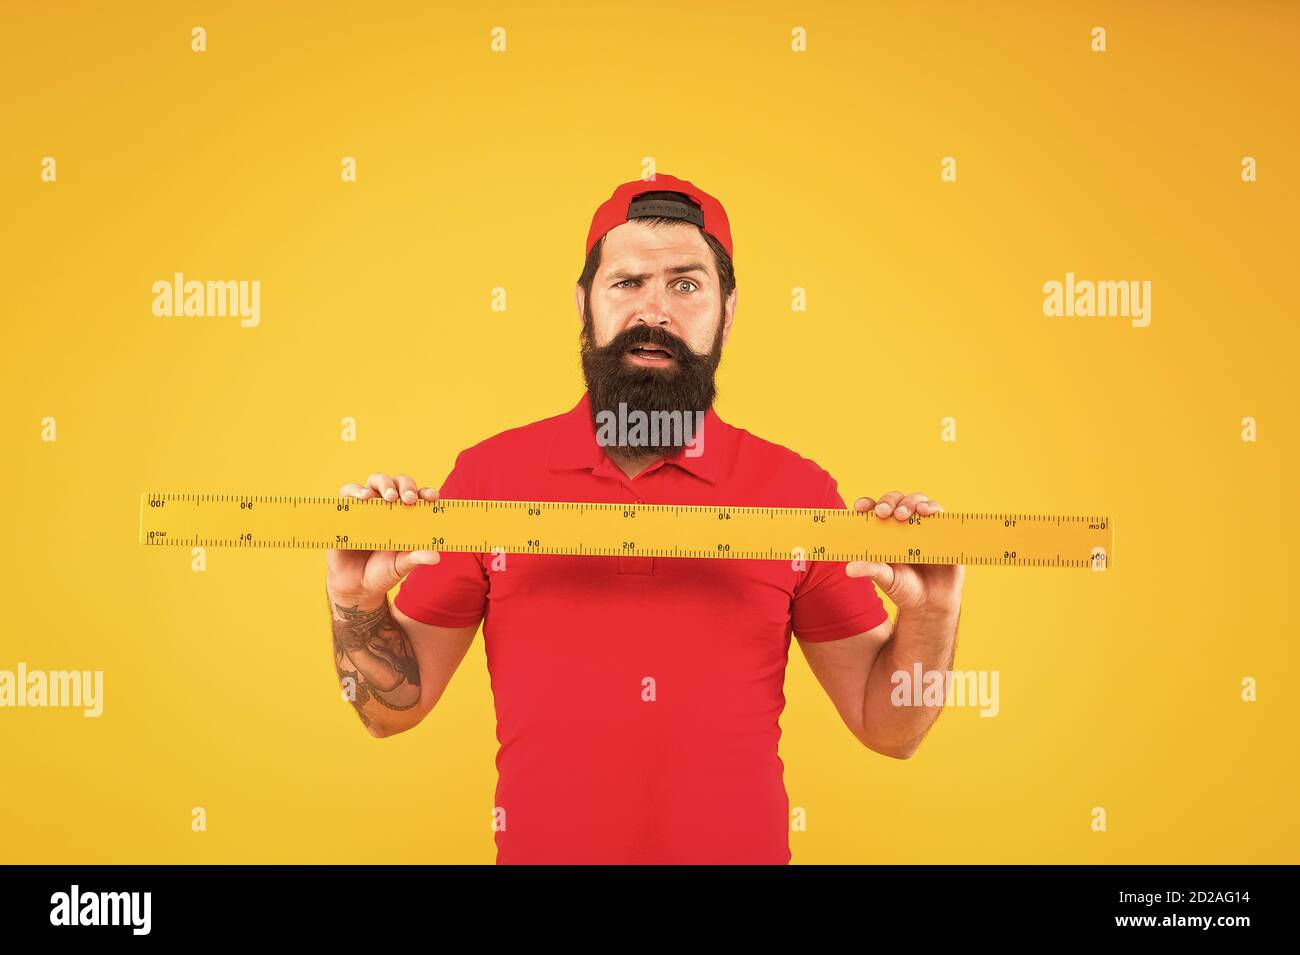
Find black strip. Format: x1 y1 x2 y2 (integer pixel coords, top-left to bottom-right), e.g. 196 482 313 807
0 864 1283 940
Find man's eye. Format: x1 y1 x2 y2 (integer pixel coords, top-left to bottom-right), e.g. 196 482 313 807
613 278 696 291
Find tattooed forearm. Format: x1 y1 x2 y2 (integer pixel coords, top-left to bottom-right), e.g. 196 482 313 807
330 595 422 724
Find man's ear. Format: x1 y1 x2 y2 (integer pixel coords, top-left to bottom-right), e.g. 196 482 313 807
574 284 585 324
721 287 737 346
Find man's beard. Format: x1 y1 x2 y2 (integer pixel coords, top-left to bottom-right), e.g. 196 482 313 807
579 302 725 456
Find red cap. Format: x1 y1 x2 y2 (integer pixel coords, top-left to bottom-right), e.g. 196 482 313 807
585 173 733 262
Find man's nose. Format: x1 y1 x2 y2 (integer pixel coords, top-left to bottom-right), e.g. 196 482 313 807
634 297 671 327
632 284 672 327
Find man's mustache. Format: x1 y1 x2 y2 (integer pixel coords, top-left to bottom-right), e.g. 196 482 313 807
598 327 681 361
592 325 705 362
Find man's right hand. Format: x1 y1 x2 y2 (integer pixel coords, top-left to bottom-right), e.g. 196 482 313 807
326 472 442 603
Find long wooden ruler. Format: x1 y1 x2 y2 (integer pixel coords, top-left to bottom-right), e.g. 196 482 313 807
139 493 1114 569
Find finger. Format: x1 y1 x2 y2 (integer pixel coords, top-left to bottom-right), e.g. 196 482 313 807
393 473 420 504
873 491 905 517
893 493 930 520
851 496 877 512
394 550 441 577
417 486 440 500
338 482 368 498
367 473 399 501
916 499 944 514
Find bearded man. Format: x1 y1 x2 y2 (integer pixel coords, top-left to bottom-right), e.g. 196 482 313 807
324 174 965 864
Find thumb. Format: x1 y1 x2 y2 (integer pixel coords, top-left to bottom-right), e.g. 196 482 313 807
845 560 890 583
393 549 441 577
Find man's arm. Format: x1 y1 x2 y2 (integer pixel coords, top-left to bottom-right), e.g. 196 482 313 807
329 589 477 738
798 605 961 759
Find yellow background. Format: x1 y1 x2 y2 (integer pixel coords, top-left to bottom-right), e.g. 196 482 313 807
1 1 1295 863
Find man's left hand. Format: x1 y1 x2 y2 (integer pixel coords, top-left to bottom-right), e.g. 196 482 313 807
844 491 965 615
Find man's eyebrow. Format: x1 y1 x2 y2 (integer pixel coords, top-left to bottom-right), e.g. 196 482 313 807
606 263 711 282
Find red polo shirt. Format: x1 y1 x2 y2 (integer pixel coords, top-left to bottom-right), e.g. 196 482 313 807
394 392 890 864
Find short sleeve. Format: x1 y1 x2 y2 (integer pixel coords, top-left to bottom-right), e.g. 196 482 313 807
790 471 891 642
392 451 489 629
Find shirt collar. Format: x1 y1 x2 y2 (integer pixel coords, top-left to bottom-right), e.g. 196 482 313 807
546 391 726 485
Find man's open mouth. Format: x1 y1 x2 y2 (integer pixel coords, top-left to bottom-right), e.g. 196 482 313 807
627 344 676 363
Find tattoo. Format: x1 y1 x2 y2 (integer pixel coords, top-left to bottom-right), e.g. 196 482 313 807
331 597 422 724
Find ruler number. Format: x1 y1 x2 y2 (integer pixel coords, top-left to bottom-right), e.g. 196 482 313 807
622 541 635 550
148 498 165 508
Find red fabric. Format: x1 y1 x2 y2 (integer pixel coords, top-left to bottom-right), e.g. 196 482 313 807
394 393 890 864
585 172 734 260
